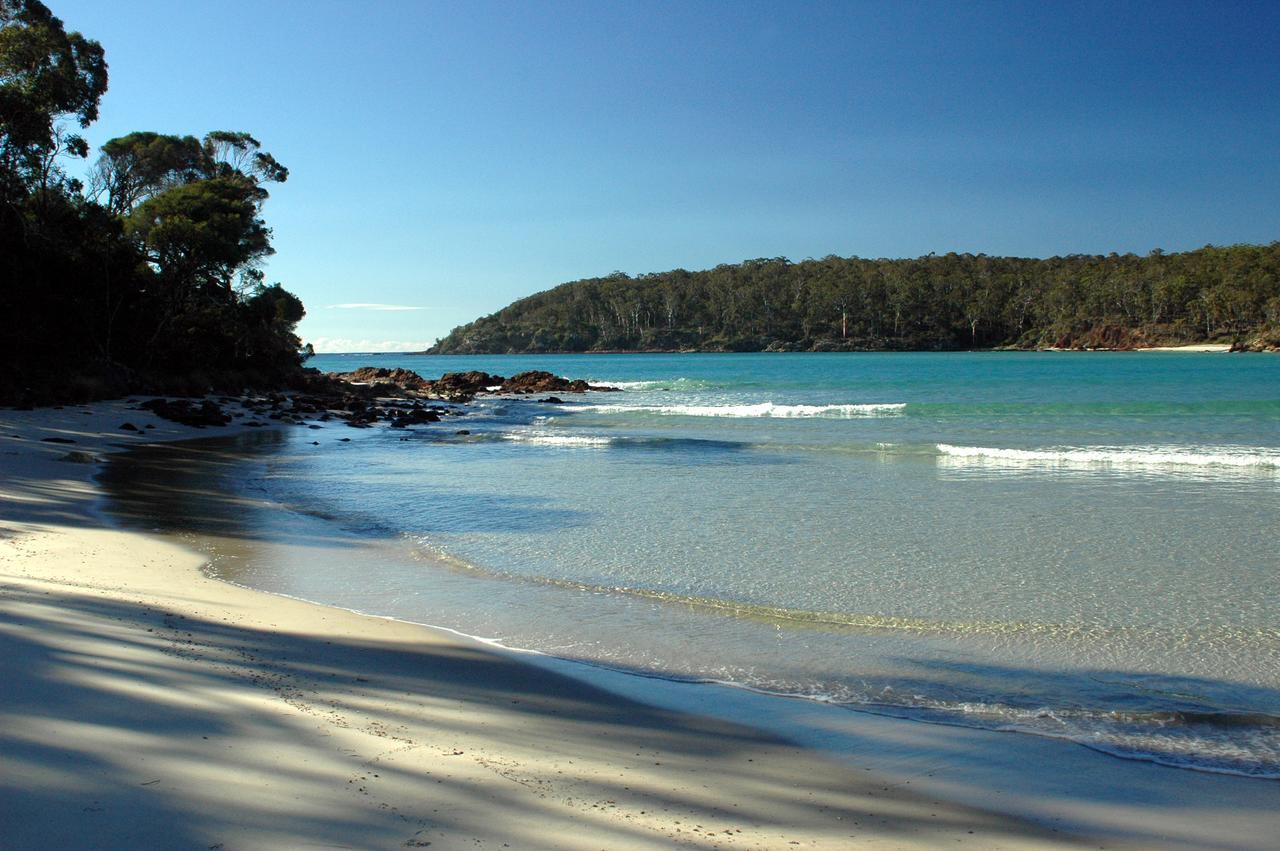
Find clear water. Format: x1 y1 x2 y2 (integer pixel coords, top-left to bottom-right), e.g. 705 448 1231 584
222 353 1280 776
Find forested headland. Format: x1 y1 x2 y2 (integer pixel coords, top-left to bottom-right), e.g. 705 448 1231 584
430 244 1280 355
1 1 309 405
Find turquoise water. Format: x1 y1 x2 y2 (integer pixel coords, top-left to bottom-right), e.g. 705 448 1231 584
233 352 1280 776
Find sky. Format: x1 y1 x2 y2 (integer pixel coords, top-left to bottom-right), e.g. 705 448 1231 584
52 0 1280 351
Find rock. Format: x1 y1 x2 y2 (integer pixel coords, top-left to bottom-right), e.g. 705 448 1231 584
455 429 471 435
41 436 76 444
499 371 578 394
308 424 322 429
499 371 619 394
329 367 433 393
538 396 564 404
138 398 231 427
423 371 504 400
59 451 97 464
338 437 351 442
119 422 139 431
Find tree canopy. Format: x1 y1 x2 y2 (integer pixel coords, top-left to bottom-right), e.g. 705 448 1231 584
430 246 1280 354
0 1 308 404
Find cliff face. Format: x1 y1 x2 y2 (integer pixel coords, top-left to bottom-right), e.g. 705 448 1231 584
428 245 1280 355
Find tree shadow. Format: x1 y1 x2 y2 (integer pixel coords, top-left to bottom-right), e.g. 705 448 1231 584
95 431 591 544
0 583 1078 849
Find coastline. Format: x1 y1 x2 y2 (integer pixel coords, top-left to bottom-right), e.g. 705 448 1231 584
416 343 1245 356
3 399 1279 848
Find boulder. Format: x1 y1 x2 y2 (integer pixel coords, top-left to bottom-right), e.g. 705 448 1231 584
427 371 504 397
330 367 433 393
137 398 231 427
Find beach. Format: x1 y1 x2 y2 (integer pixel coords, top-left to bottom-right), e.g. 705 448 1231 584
2 397 1278 849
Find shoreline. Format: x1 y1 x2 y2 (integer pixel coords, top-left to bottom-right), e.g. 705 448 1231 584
408 343 1244 356
1 400 1078 848
4 400 1279 847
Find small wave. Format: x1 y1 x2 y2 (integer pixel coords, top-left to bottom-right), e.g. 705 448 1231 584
589 377 719 391
571 401 906 418
501 431 614 448
936 443 1280 470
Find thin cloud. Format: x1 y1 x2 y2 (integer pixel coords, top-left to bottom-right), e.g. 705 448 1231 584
307 337 431 353
327 303 429 311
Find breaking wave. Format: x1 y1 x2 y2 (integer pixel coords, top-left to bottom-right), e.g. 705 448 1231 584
569 401 907 418
501 431 614 448
936 443 1280 470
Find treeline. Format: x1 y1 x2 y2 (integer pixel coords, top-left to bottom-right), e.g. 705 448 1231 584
432 245 1280 354
1 1 308 404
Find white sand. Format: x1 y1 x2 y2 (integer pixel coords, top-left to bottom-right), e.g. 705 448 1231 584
1 400 1276 849
1137 343 1232 352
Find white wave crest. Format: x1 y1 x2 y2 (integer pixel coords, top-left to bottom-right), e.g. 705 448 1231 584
502 431 613 448
936 443 1280 470
571 402 906 418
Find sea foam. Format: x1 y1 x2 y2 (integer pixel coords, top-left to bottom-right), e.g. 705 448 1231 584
502 431 614 448
570 401 906 418
936 443 1280 470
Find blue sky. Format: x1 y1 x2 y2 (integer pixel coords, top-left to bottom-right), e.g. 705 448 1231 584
53 0 1280 351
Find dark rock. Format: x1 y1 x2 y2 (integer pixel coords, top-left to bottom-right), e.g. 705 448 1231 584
499 371 619 394
538 396 564 404
338 437 351 442
119 423 139 431
138 398 231 427
329 367 433 393
455 429 471 435
423 371 504 400
41 436 76 444
308 424 322 429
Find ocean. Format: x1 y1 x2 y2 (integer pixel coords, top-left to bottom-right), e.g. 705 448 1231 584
108 351 1280 778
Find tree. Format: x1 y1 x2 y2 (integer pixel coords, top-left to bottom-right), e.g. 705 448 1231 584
0 0 106 203
90 131 206 215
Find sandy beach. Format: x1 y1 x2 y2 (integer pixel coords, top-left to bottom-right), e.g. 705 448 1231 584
1136 343 1233 352
2 400 1277 849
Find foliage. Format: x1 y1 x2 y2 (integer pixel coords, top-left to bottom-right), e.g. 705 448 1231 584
431 246 1280 354
0 1 306 403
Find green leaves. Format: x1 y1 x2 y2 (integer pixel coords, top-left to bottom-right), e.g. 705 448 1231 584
0 0 107 197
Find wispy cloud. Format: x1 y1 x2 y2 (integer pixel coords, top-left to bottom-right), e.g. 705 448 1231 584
307 337 432 353
327 303 429 311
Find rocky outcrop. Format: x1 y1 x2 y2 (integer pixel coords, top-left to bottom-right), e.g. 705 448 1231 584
426 371 502 399
329 367 433 393
499 371 586 394
499 371 620 394
138 398 232 427
324 367 618 401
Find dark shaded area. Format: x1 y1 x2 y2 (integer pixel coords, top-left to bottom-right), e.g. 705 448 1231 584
0 582 1092 849
96 430 595 543
0 3 307 406
430 246 1280 354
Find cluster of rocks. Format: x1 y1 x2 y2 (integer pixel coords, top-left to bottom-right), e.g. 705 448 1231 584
129 367 617 434
137 398 232 427
329 368 619 402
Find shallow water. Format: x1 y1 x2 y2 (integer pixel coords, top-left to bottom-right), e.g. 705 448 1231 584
112 352 1280 777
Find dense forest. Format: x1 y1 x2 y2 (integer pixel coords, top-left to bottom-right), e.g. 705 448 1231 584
431 244 1280 354
1 1 308 404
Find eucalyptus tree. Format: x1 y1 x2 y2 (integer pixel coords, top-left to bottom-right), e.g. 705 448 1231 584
0 0 106 205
